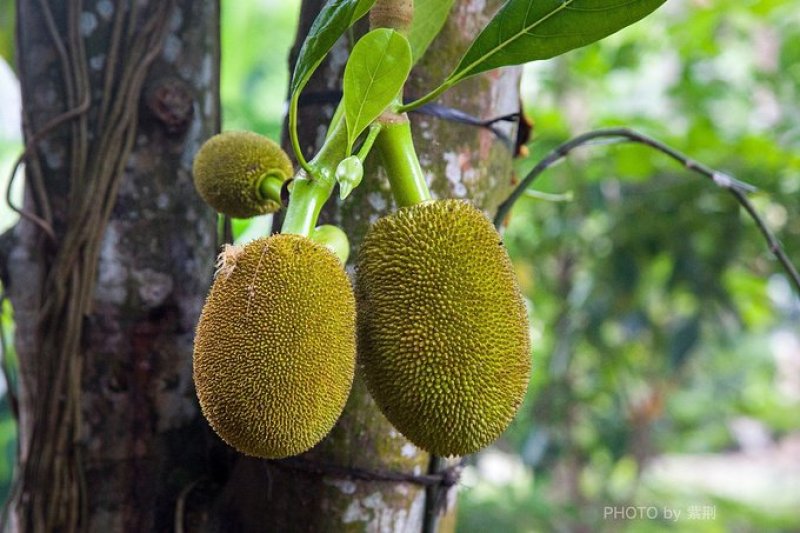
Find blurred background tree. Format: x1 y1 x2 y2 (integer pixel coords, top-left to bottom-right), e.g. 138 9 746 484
1 0 798 531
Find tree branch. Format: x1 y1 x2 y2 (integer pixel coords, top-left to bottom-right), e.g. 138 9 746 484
495 127 800 294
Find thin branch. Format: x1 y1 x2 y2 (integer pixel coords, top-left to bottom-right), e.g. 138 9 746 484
494 127 800 294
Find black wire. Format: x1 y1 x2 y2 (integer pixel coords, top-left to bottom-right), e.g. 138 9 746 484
297 90 519 150
266 456 462 488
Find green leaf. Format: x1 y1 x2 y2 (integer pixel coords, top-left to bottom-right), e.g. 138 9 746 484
407 0 456 65
290 0 376 97
449 0 666 84
289 0 375 172
343 29 411 151
350 0 374 24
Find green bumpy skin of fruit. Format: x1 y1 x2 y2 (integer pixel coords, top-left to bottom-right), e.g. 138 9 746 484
192 131 293 218
193 234 356 458
356 199 531 456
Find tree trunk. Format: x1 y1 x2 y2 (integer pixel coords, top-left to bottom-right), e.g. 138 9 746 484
5 1 220 531
216 1 521 531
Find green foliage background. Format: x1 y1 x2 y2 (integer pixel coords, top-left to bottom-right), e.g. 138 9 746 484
1 0 799 531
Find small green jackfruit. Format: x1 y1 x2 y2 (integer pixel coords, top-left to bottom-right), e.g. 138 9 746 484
355 199 530 456
193 234 356 458
193 131 293 218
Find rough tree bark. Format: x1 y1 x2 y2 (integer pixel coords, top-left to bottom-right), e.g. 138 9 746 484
4 0 520 531
215 0 521 531
6 1 220 531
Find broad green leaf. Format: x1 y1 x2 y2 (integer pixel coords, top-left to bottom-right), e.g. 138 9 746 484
343 29 411 151
289 0 375 170
290 0 376 97
449 0 666 84
350 0 373 24
407 0 456 65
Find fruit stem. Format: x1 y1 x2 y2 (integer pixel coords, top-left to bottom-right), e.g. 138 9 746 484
281 115 349 236
283 0 423 235
258 174 285 205
375 112 432 207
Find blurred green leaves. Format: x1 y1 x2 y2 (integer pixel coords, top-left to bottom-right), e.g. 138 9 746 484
0 0 12 69
492 1 800 530
221 0 301 139
0 295 17 505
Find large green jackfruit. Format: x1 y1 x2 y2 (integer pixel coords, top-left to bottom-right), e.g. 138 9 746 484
355 199 531 456
192 131 293 218
193 234 356 458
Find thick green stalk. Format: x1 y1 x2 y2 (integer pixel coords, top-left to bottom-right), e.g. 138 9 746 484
375 113 432 207
281 117 349 236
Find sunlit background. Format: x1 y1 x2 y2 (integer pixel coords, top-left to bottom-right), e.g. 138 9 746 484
1 0 799 531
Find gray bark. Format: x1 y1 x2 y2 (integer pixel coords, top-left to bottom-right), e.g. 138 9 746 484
7 1 220 530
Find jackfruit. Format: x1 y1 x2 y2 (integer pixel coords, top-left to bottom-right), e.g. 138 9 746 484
193 234 356 458
193 131 293 218
355 199 530 456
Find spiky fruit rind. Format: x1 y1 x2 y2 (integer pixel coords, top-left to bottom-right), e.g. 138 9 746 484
193 234 356 458
192 131 293 218
356 199 531 456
